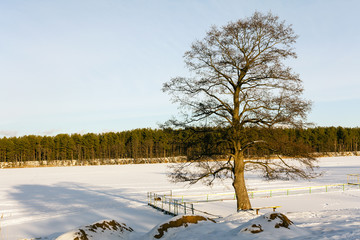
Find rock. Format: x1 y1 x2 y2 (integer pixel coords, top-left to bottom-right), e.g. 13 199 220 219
267 212 293 229
241 223 264 233
147 215 216 239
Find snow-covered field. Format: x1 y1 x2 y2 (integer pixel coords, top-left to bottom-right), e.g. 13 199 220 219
0 156 360 239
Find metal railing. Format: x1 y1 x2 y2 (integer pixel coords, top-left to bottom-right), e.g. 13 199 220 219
148 183 360 211
147 191 195 216
348 174 360 185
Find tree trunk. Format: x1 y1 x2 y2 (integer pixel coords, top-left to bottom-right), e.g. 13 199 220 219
233 152 252 211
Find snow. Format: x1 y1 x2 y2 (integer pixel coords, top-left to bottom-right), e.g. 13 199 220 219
55 220 134 240
0 156 359 239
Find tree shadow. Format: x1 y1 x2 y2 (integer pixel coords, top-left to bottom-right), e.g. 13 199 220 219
7 182 169 239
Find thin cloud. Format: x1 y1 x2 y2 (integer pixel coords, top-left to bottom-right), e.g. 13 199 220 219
39 129 61 136
0 130 18 137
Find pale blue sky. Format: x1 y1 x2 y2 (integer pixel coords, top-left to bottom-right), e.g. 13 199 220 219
1 0 360 137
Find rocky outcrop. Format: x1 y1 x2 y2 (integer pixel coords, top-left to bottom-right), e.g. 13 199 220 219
234 212 308 238
55 220 134 240
147 215 216 239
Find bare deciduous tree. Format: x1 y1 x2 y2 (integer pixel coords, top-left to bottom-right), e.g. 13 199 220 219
163 12 317 211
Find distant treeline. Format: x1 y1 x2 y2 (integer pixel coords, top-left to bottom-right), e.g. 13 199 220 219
0 127 359 162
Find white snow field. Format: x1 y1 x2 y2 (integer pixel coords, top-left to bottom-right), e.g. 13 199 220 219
0 156 359 239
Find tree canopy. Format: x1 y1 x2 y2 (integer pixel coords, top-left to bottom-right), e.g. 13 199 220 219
1 127 359 163
163 12 316 211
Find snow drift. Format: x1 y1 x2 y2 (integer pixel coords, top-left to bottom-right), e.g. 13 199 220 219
146 215 215 239
234 212 309 239
55 220 134 240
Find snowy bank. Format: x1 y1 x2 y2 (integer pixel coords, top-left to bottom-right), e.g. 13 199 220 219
0 156 359 239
